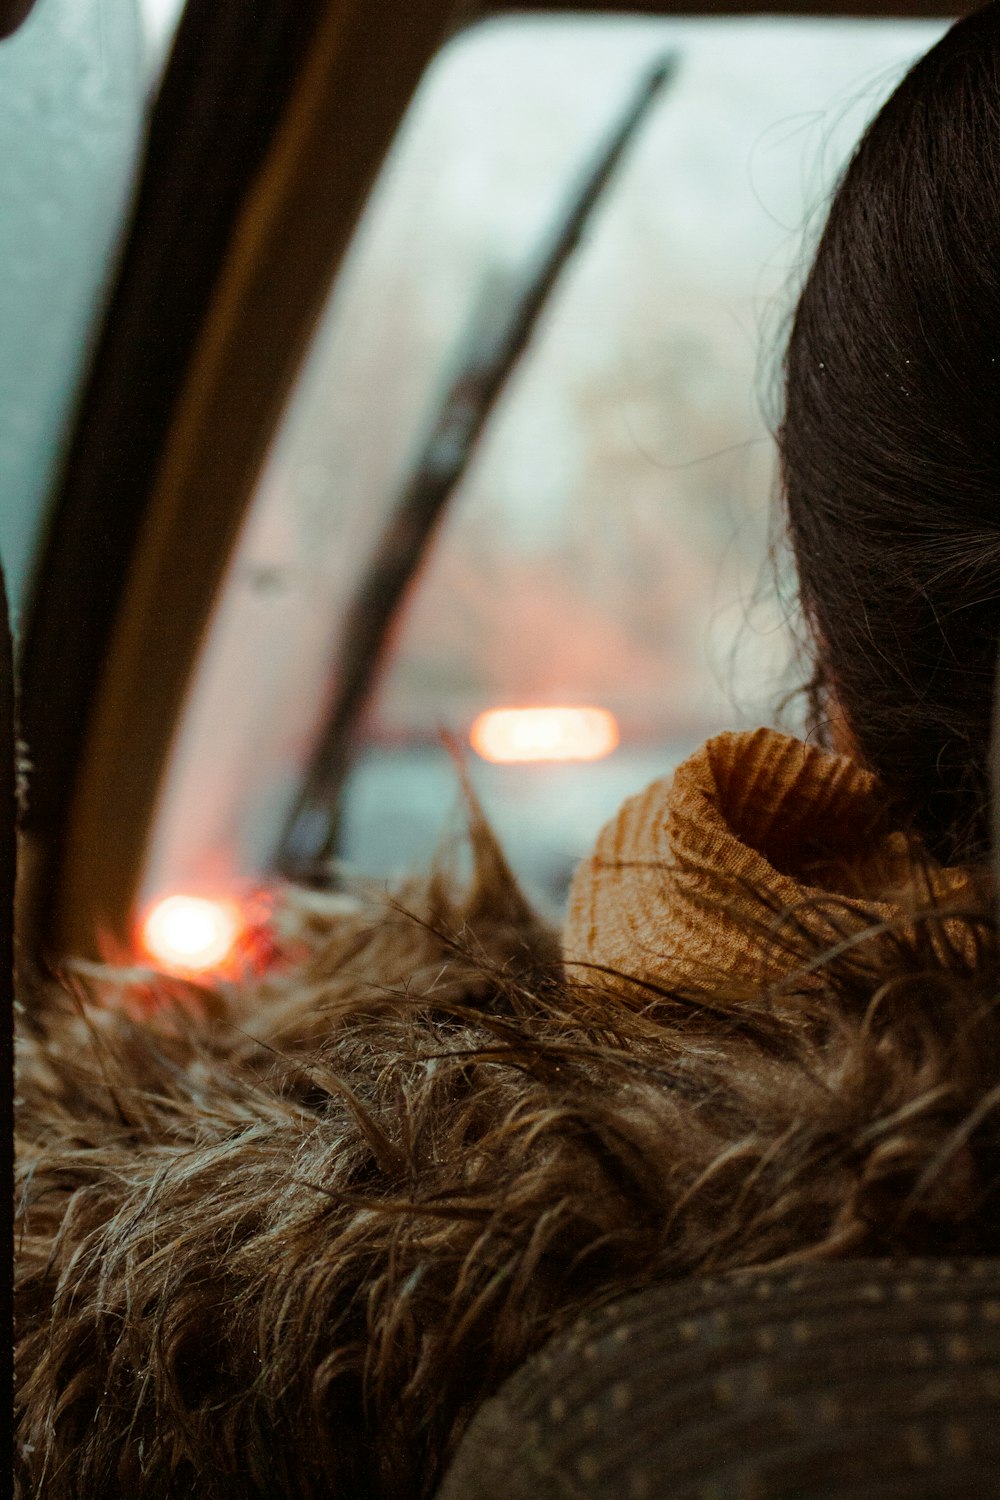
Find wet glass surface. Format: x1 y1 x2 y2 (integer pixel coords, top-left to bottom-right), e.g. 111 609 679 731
142 14 945 916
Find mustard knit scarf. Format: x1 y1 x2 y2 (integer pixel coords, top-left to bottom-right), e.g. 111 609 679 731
564 727 968 995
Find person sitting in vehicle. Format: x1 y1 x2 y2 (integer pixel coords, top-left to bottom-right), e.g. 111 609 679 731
14 6 1000 1497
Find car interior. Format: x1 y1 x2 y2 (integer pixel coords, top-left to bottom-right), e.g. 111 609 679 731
3 0 998 1494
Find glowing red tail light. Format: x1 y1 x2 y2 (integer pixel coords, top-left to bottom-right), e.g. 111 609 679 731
470 705 619 764
139 894 243 976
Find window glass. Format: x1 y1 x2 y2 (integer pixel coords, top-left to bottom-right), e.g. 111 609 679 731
136 0 185 76
143 15 946 920
0 0 148 624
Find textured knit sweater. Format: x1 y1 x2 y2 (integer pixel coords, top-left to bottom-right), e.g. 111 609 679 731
564 727 966 995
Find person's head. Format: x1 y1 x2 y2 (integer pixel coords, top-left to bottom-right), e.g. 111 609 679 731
781 1 1000 864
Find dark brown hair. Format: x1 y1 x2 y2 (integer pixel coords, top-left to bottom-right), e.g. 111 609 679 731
782 1 1000 864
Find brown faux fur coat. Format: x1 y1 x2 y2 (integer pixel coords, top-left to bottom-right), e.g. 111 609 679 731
14 745 1000 1499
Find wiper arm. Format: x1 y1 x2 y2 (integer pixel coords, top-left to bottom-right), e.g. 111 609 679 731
276 54 677 881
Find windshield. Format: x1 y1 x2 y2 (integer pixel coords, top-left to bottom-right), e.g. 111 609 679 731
140 13 947 920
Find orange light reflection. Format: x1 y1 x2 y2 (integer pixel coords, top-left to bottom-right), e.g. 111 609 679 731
140 894 243 976
470 706 619 764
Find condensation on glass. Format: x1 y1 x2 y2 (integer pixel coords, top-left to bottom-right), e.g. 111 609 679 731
0 0 154 623
141 14 946 915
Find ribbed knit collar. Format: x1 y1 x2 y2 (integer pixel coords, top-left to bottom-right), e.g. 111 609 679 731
563 728 966 996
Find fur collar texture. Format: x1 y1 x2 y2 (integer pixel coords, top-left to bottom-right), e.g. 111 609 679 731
15 764 1000 1498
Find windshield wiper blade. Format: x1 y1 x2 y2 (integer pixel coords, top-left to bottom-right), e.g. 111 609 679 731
276 54 677 881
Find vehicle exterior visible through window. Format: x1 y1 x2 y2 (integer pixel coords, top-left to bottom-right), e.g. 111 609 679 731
4 0 953 966
140 12 946 932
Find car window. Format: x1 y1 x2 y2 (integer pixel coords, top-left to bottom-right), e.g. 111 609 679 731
137 0 185 74
139 13 946 934
0 0 183 626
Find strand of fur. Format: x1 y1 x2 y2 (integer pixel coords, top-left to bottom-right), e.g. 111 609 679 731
15 821 1000 1498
